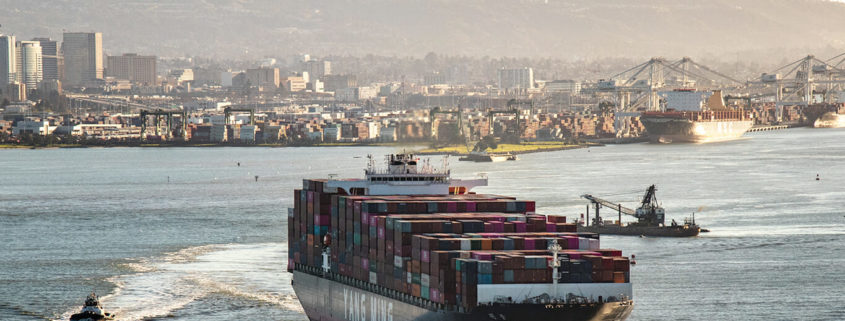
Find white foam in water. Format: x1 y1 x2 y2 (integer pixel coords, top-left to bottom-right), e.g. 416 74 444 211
57 242 302 321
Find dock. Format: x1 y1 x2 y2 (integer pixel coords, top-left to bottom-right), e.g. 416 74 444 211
748 125 791 132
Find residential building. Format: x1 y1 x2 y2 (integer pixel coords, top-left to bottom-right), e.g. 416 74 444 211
107 53 157 85
62 32 103 86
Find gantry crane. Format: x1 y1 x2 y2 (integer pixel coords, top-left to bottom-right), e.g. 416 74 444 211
140 109 187 140
223 107 255 125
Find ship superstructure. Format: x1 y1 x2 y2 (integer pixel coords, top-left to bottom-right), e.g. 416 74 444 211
287 154 634 321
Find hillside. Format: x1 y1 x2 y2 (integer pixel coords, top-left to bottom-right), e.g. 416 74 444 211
2 0 845 61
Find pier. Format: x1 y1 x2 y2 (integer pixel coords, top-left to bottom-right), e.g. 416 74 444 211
748 125 792 132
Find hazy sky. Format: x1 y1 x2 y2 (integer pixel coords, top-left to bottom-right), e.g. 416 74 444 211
2 0 845 63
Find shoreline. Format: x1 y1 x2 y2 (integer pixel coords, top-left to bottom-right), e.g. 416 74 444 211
415 142 599 156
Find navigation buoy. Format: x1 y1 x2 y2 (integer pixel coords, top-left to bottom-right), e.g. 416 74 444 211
630 254 637 265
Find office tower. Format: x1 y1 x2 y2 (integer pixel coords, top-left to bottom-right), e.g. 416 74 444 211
0 34 16 89
107 53 157 85
17 41 43 91
62 32 103 86
32 37 61 81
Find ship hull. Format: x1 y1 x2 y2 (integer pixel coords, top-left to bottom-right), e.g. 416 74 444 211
813 112 845 128
641 117 752 143
578 225 699 237
292 270 633 321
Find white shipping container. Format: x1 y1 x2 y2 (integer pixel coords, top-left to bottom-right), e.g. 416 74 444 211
421 274 430 287
578 237 590 250
369 271 377 284
589 239 600 250
461 239 471 251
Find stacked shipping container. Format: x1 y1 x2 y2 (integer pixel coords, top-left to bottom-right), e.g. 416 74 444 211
288 179 631 310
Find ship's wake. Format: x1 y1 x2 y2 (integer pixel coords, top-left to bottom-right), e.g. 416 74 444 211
57 242 303 321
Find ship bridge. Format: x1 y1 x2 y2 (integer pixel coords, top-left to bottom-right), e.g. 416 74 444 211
326 154 487 195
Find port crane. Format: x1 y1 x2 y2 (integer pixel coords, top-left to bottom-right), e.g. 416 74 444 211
748 55 845 120
581 185 666 227
140 109 187 140
428 107 464 141
223 107 255 125
486 108 522 143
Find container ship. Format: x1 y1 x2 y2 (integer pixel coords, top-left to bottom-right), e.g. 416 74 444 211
641 89 753 143
287 154 633 321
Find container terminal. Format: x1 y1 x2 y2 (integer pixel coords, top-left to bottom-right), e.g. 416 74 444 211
288 154 634 320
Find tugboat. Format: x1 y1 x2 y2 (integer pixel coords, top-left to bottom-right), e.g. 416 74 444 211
69 293 114 321
578 185 701 237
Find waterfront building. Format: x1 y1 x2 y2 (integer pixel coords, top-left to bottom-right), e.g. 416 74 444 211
62 32 103 86
107 53 157 85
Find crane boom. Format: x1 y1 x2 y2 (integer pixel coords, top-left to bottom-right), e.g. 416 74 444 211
580 194 637 216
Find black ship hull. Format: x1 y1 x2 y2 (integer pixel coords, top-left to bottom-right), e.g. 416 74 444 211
292 270 633 321
578 225 699 237
640 117 752 143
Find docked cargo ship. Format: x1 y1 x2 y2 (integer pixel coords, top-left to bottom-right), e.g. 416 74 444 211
288 154 633 321
813 112 845 128
641 90 753 143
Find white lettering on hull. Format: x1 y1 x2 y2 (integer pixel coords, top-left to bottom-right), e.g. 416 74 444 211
343 288 394 321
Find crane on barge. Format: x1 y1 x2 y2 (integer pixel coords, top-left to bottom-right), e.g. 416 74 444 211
579 185 702 237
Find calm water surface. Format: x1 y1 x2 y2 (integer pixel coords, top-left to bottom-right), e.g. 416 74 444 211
1 128 844 321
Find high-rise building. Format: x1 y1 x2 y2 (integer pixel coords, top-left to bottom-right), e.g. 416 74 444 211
32 38 61 82
107 53 157 85
0 34 16 90
62 32 103 86
17 41 43 91
497 67 534 91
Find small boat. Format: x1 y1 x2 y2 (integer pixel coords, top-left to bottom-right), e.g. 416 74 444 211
69 293 114 321
458 151 517 162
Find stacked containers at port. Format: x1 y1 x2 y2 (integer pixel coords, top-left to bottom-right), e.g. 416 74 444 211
288 182 630 311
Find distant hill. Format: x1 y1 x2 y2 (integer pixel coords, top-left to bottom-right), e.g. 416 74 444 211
3 0 845 61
